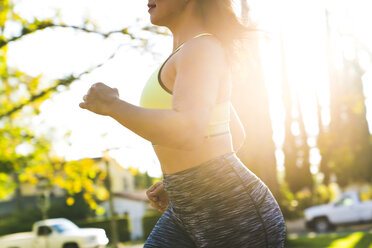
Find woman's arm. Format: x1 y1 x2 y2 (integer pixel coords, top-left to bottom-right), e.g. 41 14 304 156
80 36 226 150
229 104 246 152
107 101 206 149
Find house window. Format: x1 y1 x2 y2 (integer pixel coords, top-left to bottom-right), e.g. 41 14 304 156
123 179 129 191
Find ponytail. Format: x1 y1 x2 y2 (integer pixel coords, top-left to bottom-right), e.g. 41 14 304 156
195 0 260 68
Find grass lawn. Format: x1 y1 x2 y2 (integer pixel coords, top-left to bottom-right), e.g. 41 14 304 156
287 231 372 248
116 231 372 247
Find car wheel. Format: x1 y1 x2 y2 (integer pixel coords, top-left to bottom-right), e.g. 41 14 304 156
63 243 79 248
314 217 331 232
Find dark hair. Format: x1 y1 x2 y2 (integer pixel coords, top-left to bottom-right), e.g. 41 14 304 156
195 0 262 69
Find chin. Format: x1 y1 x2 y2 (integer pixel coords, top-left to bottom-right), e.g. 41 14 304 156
149 11 171 27
149 13 164 25
150 17 166 27
149 16 158 25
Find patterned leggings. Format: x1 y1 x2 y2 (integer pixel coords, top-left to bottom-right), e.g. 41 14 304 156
144 152 286 248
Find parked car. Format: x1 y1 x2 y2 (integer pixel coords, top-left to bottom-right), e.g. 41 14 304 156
0 218 109 248
304 190 372 232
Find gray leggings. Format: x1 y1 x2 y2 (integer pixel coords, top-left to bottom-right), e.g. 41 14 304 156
144 152 286 248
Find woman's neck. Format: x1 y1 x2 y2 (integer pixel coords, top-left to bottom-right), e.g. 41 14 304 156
167 9 209 52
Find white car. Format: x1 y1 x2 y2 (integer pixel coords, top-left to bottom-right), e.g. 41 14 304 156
304 191 372 232
0 218 109 248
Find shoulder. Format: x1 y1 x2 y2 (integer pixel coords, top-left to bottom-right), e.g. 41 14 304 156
183 35 225 54
176 35 226 69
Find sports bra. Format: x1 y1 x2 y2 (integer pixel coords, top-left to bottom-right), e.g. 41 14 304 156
139 33 231 145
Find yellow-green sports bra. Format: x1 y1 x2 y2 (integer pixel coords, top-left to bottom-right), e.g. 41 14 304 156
139 33 231 145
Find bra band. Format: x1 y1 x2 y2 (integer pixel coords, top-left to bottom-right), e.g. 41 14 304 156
151 130 230 147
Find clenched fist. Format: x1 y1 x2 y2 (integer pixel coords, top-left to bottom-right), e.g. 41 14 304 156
146 181 169 213
79 82 119 116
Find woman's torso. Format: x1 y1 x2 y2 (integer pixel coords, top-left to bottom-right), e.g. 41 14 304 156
142 34 234 175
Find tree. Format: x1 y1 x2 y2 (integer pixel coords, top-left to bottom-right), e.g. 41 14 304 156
316 93 330 185
0 0 158 210
320 9 372 187
235 0 280 198
280 39 311 194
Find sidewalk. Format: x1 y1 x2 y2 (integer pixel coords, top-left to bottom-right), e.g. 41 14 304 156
120 245 144 248
286 218 307 234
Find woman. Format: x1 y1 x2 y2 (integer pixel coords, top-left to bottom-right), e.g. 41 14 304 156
79 0 286 247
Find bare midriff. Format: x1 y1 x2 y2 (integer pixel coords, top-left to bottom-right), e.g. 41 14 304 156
153 133 234 175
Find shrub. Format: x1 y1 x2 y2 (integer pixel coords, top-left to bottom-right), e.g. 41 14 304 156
47 193 92 221
142 210 162 239
0 207 42 236
278 182 337 220
77 216 130 242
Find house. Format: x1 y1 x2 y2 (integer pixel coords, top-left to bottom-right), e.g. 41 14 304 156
100 191 152 240
93 157 152 240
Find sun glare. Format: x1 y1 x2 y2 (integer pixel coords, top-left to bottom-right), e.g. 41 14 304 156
5 0 372 177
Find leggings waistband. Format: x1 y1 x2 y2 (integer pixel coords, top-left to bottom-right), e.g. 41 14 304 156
163 151 236 179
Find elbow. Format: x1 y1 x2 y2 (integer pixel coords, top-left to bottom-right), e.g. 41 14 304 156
175 120 205 151
235 137 246 152
177 130 204 151
241 128 246 142
168 110 209 150
179 135 204 150
239 128 247 148
233 128 246 152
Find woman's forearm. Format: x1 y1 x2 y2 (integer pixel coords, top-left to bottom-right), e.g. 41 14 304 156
108 98 205 149
230 105 246 152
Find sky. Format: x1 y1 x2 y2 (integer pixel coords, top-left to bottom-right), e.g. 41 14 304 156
6 0 372 178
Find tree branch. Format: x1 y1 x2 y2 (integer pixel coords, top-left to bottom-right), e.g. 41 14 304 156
0 21 161 48
0 43 129 119
0 19 169 119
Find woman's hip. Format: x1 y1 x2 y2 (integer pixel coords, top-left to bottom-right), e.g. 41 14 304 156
163 152 268 205
162 152 283 221
162 152 286 247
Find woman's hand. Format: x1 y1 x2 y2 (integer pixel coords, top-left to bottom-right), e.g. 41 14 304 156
146 181 169 213
79 82 119 116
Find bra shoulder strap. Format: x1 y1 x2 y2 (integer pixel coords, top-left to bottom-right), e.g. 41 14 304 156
158 33 214 94
174 33 213 52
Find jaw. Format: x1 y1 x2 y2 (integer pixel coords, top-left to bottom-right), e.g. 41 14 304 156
149 1 190 27
150 10 187 30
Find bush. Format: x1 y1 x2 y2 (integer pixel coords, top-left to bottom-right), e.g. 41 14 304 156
0 207 42 236
77 216 130 242
278 182 300 220
142 210 162 239
47 193 92 221
278 182 336 220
